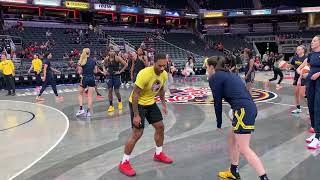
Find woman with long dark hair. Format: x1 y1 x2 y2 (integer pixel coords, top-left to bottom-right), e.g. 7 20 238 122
243 49 255 95
207 56 269 180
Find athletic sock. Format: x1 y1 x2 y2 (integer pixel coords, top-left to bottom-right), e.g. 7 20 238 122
230 164 240 178
109 100 113 106
80 106 83 110
122 154 130 164
155 146 163 155
297 105 301 109
118 98 122 102
259 174 269 180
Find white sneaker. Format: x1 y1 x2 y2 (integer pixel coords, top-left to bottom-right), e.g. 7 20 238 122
307 138 320 150
76 109 86 116
306 134 316 143
291 108 302 114
86 111 91 117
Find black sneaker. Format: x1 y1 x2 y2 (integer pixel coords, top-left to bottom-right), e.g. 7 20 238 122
6 93 11 96
11 93 16 96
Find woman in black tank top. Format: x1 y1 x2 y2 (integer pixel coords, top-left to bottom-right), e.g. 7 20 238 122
131 48 149 82
103 48 128 113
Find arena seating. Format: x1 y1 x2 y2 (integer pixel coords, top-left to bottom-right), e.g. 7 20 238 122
153 0 189 9
104 30 204 68
164 33 223 57
206 34 253 52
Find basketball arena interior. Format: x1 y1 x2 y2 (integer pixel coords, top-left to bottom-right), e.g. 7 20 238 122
0 0 320 180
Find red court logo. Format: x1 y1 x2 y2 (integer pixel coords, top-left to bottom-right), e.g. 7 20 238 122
155 87 277 104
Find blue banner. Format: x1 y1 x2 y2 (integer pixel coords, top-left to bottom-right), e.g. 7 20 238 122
228 10 247 16
119 6 140 13
165 11 180 17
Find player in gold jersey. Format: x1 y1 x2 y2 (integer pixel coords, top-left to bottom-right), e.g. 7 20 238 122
118 53 173 177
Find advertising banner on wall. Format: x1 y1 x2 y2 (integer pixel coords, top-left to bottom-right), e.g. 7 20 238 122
119 6 140 13
144 8 161 15
277 9 297 14
165 11 180 17
228 10 247 16
301 7 320 13
65 1 90 9
94 4 116 11
203 11 224 18
251 9 272 15
33 0 61 7
0 0 27 3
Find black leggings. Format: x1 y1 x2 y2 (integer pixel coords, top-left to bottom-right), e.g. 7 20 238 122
121 70 130 83
0 76 4 90
307 79 320 139
4 75 15 93
269 68 283 84
34 72 42 87
38 75 58 96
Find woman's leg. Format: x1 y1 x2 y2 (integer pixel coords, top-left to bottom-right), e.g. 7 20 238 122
246 82 253 95
235 134 267 177
87 86 94 114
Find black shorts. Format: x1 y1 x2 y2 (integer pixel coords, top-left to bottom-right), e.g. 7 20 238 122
80 76 96 88
129 102 163 129
293 72 305 86
245 72 255 83
107 75 121 89
231 107 257 134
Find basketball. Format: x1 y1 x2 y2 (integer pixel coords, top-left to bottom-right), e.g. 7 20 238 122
301 65 310 76
279 61 288 69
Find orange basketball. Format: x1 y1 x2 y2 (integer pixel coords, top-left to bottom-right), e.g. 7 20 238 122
279 61 288 69
301 65 310 75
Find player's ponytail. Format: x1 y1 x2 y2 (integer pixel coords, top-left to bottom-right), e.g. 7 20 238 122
79 48 90 66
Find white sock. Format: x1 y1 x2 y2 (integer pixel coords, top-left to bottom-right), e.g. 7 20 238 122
156 146 163 155
122 154 130 164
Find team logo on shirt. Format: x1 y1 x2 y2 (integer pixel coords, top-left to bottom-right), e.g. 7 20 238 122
152 80 161 92
155 87 277 104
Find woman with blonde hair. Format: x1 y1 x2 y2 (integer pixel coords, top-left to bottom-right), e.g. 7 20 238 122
76 48 98 117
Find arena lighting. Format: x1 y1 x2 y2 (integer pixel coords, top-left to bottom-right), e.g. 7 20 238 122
301 7 320 13
165 16 181 25
120 13 138 23
94 4 116 11
203 11 224 18
144 8 161 15
65 1 89 9
277 9 296 14
119 6 140 14
251 9 272 15
145 16 159 24
97 11 115 22
0 0 27 3
33 0 61 7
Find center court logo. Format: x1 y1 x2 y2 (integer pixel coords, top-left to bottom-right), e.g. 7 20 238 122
155 87 277 104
